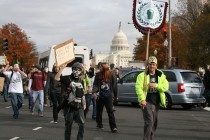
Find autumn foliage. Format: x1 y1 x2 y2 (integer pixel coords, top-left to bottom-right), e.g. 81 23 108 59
0 23 38 70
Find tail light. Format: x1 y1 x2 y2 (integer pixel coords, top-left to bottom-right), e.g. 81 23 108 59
178 83 185 93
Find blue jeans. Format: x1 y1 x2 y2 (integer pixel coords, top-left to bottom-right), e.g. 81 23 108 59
28 92 33 108
84 94 92 118
92 98 96 119
3 84 8 101
9 92 24 117
31 90 44 113
64 107 85 140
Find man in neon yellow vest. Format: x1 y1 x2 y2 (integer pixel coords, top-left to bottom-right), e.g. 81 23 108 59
136 56 169 140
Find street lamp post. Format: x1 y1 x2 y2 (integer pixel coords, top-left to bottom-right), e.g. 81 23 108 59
168 0 172 67
164 39 168 68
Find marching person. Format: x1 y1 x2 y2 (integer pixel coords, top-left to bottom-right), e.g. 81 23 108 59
92 62 118 133
28 64 47 117
55 62 86 140
45 64 62 124
3 62 27 119
136 56 169 140
81 64 91 119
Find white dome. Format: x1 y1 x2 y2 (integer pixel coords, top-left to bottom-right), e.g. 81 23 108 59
110 22 130 54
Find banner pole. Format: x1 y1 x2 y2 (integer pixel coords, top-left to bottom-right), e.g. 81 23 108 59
142 29 150 109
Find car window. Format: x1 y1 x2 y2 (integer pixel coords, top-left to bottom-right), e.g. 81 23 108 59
122 71 142 83
163 71 177 82
181 72 202 83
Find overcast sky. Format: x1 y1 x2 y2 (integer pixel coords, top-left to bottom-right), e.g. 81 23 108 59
0 0 177 54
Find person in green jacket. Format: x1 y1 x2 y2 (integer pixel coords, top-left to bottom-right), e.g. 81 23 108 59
136 56 169 140
80 64 91 118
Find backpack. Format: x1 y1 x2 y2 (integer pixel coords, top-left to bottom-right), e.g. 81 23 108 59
62 77 84 110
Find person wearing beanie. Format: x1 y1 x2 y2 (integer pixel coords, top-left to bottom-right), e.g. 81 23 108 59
55 62 86 140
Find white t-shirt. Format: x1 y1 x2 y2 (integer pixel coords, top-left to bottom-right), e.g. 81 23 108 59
3 71 23 93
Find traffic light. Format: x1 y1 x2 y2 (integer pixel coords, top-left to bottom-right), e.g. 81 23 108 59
163 27 167 39
2 38 8 51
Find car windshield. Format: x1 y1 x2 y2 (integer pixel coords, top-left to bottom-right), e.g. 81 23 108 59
181 72 202 83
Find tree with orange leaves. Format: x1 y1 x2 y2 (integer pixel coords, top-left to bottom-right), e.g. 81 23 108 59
0 23 38 70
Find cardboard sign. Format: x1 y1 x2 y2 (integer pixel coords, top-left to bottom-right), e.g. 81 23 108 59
0 77 5 92
54 39 75 67
0 56 6 65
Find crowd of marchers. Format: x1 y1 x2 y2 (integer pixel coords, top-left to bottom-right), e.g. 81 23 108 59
0 60 121 140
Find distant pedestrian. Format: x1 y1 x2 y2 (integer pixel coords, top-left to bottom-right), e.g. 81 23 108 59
114 67 121 82
28 64 47 117
3 62 27 119
88 67 96 120
92 62 118 133
136 56 169 140
0 67 10 102
55 62 86 140
26 67 36 109
45 64 62 123
43 67 49 107
81 64 92 119
203 65 210 106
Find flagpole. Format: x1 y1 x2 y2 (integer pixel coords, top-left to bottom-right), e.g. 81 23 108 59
146 29 150 60
143 29 150 105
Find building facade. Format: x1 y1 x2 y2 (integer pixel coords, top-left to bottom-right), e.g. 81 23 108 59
92 22 134 68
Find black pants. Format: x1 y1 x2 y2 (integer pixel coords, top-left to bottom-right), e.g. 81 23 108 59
96 96 117 130
50 92 62 122
64 107 85 140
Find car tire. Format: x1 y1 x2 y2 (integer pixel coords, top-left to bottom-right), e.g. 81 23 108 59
165 93 172 109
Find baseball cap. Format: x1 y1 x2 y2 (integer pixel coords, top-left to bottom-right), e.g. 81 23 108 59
148 56 157 64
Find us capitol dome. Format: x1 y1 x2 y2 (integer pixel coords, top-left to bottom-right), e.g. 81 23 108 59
92 22 134 68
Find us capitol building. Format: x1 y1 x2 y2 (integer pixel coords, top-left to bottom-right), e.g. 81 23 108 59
92 22 134 68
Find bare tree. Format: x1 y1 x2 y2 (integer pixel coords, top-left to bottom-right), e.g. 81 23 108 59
173 0 203 33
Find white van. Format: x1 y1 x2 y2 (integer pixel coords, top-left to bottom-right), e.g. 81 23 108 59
39 45 90 76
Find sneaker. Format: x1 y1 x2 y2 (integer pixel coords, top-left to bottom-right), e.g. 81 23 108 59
96 124 104 129
31 112 34 115
38 112 44 117
112 128 118 133
13 115 18 119
50 121 58 124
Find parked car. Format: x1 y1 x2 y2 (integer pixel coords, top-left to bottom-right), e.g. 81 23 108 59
117 69 206 109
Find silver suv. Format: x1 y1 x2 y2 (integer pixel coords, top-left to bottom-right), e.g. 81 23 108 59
117 69 206 109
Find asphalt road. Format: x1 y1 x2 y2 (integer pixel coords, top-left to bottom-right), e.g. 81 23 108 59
0 96 210 140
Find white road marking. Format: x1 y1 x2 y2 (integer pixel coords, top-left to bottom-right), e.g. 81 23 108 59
10 137 20 140
204 107 210 111
5 106 11 108
33 127 42 130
